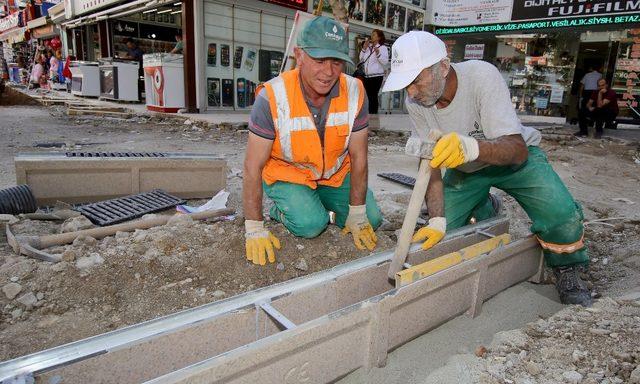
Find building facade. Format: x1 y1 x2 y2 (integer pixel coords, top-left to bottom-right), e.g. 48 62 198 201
427 0 640 123
1 0 426 113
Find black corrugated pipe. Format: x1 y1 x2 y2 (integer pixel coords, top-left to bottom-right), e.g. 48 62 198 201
0 185 37 215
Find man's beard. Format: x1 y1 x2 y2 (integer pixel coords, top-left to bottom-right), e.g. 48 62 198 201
412 65 447 107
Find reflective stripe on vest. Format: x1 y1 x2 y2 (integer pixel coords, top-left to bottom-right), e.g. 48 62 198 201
322 76 360 179
535 234 585 254
270 74 361 181
270 76 316 163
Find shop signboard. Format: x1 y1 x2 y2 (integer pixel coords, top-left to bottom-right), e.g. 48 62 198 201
65 0 124 18
428 0 513 27
435 13 640 35
259 0 307 11
113 20 138 37
512 0 640 21
31 24 59 39
464 43 484 60
0 13 19 33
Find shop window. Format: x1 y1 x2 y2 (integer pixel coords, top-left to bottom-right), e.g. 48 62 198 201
203 1 288 110
612 29 640 120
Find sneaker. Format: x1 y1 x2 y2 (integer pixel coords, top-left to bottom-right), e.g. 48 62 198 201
553 266 592 307
573 131 588 137
594 132 603 139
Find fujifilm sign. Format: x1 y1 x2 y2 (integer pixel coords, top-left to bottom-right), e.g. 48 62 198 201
512 0 640 20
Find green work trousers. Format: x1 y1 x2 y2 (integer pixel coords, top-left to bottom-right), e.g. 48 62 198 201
444 146 588 268
263 173 383 239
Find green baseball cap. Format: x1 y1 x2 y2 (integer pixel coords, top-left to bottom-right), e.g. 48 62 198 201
297 16 353 65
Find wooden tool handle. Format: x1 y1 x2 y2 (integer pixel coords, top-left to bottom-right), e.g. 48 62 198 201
387 158 432 280
36 208 235 250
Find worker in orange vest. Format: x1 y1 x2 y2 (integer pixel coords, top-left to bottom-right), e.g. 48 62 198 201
243 16 382 265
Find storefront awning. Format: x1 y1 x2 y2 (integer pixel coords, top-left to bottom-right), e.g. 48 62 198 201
0 27 27 44
48 2 66 23
27 16 49 29
63 0 176 28
31 24 60 39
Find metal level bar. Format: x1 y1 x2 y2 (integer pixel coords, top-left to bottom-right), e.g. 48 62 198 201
476 229 497 238
258 302 296 330
0 216 508 382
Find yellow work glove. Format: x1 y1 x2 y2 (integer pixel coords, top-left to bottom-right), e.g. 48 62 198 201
412 217 446 250
245 220 281 266
430 132 479 169
342 204 377 251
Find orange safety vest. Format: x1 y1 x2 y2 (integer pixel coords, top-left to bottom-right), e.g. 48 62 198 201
261 69 365 189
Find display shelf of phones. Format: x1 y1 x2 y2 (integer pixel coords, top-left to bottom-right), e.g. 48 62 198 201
206 43 261 110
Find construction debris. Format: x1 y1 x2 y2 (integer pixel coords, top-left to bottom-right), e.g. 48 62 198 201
6 208 235 261
430 295 640 384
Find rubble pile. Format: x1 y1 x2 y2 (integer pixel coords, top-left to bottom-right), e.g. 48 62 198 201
475 296 640 384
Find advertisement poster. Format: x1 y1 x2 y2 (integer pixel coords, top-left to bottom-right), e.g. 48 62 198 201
312 0 364 22
220 44 230 67
207 78 221 107
406 9 424 31
386 3 406 32
244 49 256 71
429 0 512 27
237 78 246 108
464 44 484 60
207 43 217 67
233 46 244 69
366 0 386 26
222 78 234 107
550 85 564 104
535 89 551 110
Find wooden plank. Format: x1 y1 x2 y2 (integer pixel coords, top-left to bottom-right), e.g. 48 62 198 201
66 109 132 118
395 234 511 288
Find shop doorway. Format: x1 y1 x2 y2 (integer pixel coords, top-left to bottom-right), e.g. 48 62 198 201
568 41 618 123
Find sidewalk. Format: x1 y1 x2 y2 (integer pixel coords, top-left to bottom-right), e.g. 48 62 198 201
12 85 640 142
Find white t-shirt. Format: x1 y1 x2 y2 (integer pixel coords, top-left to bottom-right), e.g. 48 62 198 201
359 44 388 78
580 70 602 91
406 60 541 173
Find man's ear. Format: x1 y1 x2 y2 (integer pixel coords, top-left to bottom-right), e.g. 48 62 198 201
294 47 304 64
440 58 451 77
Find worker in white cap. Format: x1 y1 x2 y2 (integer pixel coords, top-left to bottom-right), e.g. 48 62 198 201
382 31 592 306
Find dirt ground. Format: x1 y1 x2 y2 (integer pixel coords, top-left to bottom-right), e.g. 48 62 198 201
1 95 640 371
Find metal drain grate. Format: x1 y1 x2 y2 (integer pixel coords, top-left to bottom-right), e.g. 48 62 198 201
65 152 168 158
75 190 185 226
377 173 416 188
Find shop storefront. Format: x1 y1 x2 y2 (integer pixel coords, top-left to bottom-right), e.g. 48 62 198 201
430 1 640 122
198 0 426 112
1 11 31 84
200 0 300 111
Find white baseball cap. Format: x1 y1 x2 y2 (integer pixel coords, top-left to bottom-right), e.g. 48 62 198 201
381 31 448 93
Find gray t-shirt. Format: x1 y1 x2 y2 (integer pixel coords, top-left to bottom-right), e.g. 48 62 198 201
406 60 541 173
249 78 369 144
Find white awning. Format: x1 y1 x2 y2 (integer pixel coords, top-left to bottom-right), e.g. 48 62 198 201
27 16 49 29
63 0 176 28
0 27 27 44
49 2 66 23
